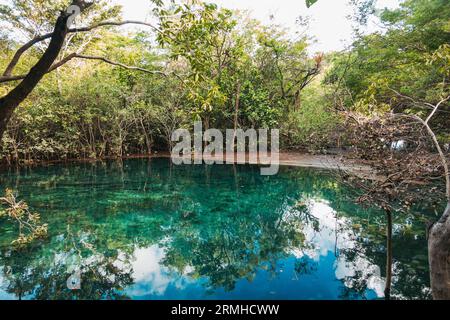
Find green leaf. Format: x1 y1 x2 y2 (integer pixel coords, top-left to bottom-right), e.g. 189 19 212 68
306 0 318 8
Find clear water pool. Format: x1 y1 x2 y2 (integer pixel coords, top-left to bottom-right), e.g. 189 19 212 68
0 158 431 300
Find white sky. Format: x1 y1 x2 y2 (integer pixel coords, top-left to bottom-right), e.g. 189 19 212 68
114 0 401 53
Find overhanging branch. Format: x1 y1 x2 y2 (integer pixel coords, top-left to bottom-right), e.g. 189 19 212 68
73 54 168 76
0 53 168 84
2 20 160 77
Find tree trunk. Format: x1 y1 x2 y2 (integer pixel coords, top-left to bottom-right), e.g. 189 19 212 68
0 12 71 140
0 106 15 143
294 90 301 112
385 209 393 300
232 82 241 151
139 118 152 155
429 203 450 300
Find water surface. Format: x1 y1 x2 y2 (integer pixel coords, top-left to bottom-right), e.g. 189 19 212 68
0 159 431 300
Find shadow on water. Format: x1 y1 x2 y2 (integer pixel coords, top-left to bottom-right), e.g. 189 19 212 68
0 158 432 300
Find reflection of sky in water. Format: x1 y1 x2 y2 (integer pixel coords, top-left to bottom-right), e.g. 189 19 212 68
124 247 198 299
124 201 384 300
0 160 431 300
0 276 15 300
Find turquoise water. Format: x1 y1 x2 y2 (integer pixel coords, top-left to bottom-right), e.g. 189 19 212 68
0 158 431 300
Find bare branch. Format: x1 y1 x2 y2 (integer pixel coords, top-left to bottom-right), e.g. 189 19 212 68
388 88 450 116
393 112 450 204
72 0 94 11
388 89 450 201
0 53 168 84
2 20 160 77
73 54 168 76
2 34 54 77
417 114 450 204
70 20 160 34
425 95 450 125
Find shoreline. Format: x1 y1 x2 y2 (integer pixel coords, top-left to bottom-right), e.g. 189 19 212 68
0 152 374 178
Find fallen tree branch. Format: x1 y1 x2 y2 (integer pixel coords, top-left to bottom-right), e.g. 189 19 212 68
388 89 450 201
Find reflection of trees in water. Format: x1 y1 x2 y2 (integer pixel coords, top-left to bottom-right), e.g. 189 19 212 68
289 169 432 300
0 225 135 300
294 257 318 276
0 159 433 299
327 191 432 300
161 209 307 292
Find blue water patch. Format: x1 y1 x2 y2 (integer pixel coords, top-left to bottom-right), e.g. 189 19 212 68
0 158 431 300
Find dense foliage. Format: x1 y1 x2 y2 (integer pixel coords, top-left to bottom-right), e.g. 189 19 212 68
0 0 446 162
327 0 449 136
0 0 336 164
0 0 449 300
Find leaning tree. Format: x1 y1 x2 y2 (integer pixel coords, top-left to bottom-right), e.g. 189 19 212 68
0 0 264 140
0 0 176 141
0 0 321 141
